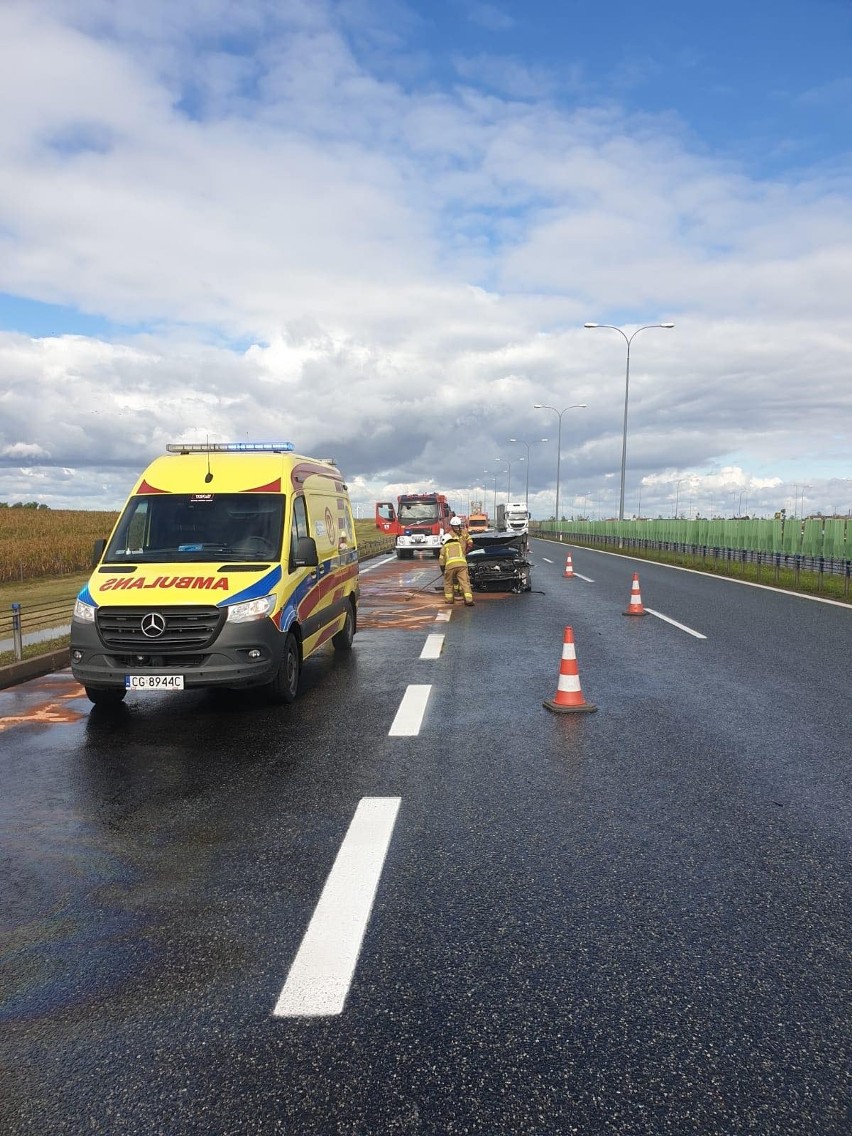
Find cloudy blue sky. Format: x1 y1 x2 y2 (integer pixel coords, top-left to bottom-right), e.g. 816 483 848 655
1 0 851 519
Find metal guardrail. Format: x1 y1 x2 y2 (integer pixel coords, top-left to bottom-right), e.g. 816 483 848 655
0 597 74 658
357 538 396 560
0 538 398 662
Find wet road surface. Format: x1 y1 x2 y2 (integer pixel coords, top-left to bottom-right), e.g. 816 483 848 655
1 541 850 1134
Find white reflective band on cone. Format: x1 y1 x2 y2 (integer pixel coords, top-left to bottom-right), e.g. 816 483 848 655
557 675 582 692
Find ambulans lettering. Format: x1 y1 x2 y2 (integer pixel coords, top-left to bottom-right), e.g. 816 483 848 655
101 576 229 592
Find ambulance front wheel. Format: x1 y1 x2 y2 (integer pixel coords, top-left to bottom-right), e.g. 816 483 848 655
85 685 127 707
267 633 301 704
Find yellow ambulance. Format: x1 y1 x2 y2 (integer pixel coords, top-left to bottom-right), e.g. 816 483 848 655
70 442 359 707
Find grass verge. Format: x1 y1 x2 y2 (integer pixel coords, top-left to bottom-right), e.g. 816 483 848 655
0 635 70 669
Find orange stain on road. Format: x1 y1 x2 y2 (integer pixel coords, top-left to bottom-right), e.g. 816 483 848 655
0 673 87 731
0 557 515 723
358 558 507 631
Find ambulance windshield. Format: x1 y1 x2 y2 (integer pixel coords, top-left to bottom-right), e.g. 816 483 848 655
104 494 285 562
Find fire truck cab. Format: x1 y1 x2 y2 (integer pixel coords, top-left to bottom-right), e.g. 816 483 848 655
376 493 452 558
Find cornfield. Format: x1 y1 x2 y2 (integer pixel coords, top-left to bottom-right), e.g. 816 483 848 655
0 509 118 584
0 511 388 585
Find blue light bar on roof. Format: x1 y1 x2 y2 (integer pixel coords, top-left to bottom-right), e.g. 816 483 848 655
166 442 295 454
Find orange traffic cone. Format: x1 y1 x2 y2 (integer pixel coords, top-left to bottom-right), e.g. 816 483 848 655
563 554 575 578
543 626 597 714
623 572 647 616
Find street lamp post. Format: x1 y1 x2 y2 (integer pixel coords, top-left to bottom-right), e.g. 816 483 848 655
484 470 498 518
801 484 811 519
509 437 548 510
532 404 587 536
584 321 674 521
510 458 523 499
673 477 688 519
493 459 507 504
494 457 523 503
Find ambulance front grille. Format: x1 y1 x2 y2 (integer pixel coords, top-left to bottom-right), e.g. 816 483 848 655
96 606 225 650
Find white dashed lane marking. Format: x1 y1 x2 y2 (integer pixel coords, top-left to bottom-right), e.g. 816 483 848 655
644 608 707 639
273 797 401 1018
420 634 445 659
388 684 432 736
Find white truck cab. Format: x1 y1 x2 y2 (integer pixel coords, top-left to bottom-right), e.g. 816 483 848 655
498 502 530 535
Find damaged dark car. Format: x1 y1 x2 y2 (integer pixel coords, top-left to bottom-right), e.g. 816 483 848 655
466 531 532 593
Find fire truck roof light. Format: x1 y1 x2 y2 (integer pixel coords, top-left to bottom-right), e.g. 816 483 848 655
166 442 296 454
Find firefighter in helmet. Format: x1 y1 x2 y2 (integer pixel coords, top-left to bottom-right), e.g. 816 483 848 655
450 514 473 598
453 514 474 556
439 517 475 606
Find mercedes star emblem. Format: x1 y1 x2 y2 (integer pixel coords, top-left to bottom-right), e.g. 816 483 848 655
140 612 167 638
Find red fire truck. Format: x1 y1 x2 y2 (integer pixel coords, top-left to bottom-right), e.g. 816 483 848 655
375 492 452 558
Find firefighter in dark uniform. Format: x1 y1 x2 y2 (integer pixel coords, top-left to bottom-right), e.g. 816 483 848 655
439 517 474 605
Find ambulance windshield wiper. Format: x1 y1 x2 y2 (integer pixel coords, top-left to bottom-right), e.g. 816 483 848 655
104 543 275 563
104 545 229 563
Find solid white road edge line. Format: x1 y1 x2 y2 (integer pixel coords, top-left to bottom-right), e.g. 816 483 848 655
388 684 432 736
358 555 397 573
644 607 707 639
420 634 445 659
273 797 401 1018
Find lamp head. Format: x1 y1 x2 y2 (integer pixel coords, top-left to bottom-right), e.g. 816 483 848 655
584 323 598 328
661 322 675 328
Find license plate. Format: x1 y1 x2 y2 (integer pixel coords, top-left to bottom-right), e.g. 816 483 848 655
125 675 185 691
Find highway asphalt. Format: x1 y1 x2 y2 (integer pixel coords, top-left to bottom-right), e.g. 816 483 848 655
1 539 849 1134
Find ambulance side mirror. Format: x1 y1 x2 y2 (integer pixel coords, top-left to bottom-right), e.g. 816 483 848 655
294 536 319 568
92 538 106 566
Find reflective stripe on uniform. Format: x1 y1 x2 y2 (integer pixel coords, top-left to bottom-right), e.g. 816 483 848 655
440 537 468 569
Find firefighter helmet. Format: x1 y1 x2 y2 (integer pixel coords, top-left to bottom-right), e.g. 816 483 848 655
449 517 462 527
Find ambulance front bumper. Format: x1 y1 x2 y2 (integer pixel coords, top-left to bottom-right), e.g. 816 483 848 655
70 617 287 690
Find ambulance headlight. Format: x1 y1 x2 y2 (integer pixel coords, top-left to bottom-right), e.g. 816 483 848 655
73 598 96 624
226 594 277 623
